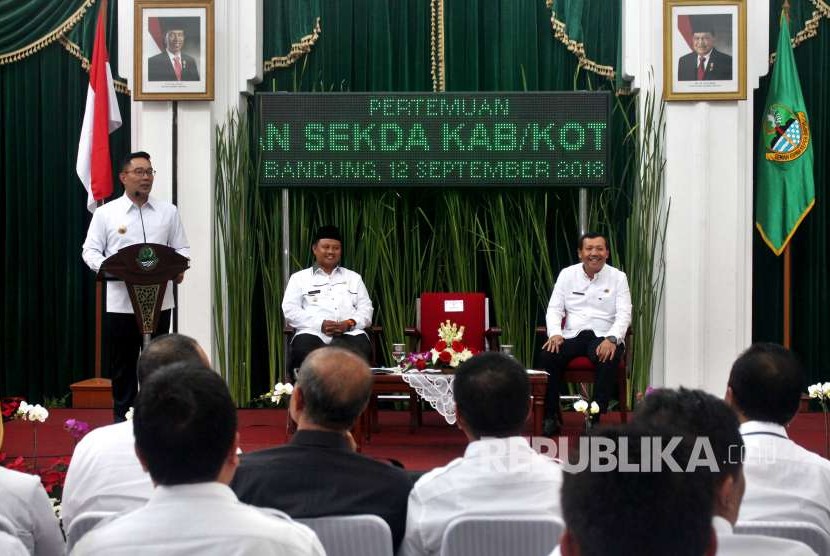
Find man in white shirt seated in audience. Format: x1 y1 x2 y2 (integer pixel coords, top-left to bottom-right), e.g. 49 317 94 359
398 352 564 556
635 387 816 555
61 333 209 531
72 363 324 555
0 431 64 555
558 423 717 556
726 343 830 536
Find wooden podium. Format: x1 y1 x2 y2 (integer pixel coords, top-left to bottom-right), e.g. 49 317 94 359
71 243 190 409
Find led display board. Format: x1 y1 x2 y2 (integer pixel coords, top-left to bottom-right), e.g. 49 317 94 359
257 91 610 188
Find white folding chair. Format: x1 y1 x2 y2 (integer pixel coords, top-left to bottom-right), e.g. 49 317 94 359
66 510 117 552
734 520 830 555
297 514 393 556
0 532 27 556
439 514 564 556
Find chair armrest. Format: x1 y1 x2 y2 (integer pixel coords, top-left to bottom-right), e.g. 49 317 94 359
535 325 547 338
485 327 501 352
369 325 383 335
284 325 295 338
404 327 420 340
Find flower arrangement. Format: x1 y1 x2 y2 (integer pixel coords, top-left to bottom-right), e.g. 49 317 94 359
251 382 294 408
807 382 830 457
430 321 474 368
64 419 91 444
15 401 49 422
1 397 23 422
573 398 600 431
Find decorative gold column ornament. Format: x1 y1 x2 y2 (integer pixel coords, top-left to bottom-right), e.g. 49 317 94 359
430 0 445 92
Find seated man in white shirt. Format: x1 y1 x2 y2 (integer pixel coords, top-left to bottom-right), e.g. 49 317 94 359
398 352 564 556
61 333 209 532
0 453 64 556
538 232 632 435
282 225 373 373
635 387 816 555
726 343 830 536
73 363 324 556
558 423 717 556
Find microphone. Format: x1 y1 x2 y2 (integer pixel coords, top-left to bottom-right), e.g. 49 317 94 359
133 191 148 244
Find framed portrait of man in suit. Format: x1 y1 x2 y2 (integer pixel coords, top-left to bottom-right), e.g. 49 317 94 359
663 0 746 101
134 0 214 101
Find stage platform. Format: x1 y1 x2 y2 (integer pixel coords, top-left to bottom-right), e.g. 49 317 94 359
2 408 828 472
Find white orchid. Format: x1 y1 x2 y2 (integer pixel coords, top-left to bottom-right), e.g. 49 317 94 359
270 382 294 404
16 401 49 422
808 383 823 399
823 382 830 398
573 399 589 413
125 407 134 421
590 401 600 415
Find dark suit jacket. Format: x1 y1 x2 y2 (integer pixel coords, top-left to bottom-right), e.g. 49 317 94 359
230 430 414 551
147 52 200 81
677 48 732 81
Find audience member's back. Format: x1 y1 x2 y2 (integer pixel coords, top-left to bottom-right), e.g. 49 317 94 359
398 352 563 556
72 364 324 556
61 333 209 530
232 347 412 550
726 343 830 535
558 423 716 556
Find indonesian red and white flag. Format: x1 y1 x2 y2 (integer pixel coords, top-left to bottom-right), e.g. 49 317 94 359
76 3 122 213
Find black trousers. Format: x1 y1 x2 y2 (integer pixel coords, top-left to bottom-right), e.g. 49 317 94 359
537 330 623 419
106 310 171 422
288 333 372 378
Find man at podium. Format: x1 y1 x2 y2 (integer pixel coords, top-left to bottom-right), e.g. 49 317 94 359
81 151 190 421
282 225 373 373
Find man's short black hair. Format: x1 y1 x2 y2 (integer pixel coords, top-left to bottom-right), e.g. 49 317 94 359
577 232 608 250
562 423 714 556
120 151 151 172
634 387 743 485
297 347 372 430
137 333 205 385
453 352 529 438
134 363 236 486
728 342 803 425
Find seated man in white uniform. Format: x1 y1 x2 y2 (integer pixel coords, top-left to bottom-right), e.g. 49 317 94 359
282 225 373 373
726 343 830 536
634 387 816 556
399 352 564 556
72 363 324 556
61 333 209 531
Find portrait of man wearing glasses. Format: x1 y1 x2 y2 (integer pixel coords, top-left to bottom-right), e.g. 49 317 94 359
82 151 191 421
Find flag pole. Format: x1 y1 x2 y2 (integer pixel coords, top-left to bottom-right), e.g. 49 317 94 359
783 243 791 348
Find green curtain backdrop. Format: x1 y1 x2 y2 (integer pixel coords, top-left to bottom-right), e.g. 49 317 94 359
0 0 130 402
753 1 830 384
232 0 635 401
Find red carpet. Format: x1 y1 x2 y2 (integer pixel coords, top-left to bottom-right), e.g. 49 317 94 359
2 409 828 472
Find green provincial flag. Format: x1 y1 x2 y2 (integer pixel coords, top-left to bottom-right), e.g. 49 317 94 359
756 10 815 256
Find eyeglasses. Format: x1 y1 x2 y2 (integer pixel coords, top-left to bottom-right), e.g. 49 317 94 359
128 168 157 177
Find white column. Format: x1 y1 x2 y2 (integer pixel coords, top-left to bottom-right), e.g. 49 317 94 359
118 0 262 364
622 0 768 394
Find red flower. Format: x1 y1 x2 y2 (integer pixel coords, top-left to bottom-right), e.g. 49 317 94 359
4 456 28 473
40 471 64 493
451 341 465 352
415 359 427 370
438 351 452 364
435 340 447 351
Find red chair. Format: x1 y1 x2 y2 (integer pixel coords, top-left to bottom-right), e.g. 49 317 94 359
405 292 501 353
536 325 632 423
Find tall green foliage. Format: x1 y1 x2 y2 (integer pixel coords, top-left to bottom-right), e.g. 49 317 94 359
255 189 285 387
214 111 256 404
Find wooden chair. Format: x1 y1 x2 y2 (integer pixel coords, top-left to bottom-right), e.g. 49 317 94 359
393 293 501 430
535 325 632 423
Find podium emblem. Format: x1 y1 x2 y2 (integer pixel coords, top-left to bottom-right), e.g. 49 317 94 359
136 245 159 271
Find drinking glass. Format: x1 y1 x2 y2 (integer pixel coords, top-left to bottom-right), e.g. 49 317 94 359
391 343 407 366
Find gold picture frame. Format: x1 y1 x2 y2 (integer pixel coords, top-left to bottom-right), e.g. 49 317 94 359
133 0 214 101
663 0 746 101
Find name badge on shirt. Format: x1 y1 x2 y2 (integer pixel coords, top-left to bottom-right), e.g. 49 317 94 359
571 292 585 296
307 289 321 295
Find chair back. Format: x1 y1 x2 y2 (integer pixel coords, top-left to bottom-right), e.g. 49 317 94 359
439 514 564 556
418 293 488 352
297 514 393 556
734 520 830 555
66 510 117 552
